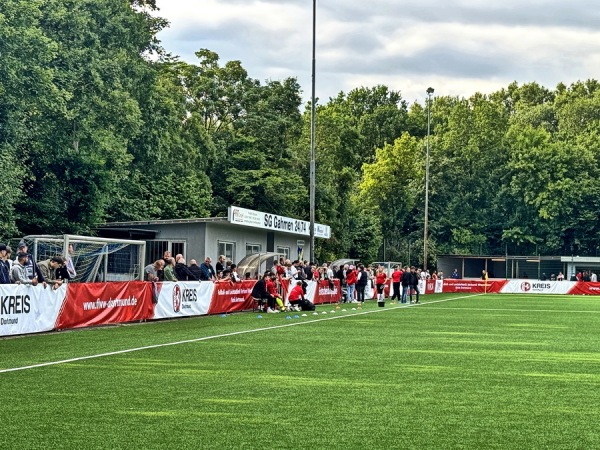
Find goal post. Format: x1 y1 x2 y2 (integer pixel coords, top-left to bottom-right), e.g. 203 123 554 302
24 234 146 282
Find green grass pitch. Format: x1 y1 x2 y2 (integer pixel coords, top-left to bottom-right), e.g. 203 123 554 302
2 293 600 449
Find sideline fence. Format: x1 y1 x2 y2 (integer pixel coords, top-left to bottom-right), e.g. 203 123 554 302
2 278 599 338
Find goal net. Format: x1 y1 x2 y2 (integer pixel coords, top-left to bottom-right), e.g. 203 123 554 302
23 235 146 283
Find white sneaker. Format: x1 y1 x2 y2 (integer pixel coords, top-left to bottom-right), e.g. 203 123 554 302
267 307 278 314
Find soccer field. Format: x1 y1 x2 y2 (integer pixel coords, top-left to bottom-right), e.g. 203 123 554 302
2 293 600 449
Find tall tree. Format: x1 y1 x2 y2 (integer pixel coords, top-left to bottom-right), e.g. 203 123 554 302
13 0 165 234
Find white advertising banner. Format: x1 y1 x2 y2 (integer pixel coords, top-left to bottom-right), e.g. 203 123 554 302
288 280 318 303
0 284 67 337
435 280 444 293
153 281 215 319
500 280 575 295
418 279 427 296
228 206 331 239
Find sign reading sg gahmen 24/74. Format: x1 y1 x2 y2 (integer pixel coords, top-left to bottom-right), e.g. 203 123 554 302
228 206 331 239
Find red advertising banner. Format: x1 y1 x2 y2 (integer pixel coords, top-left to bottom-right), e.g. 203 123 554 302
56 281 153 329
567 281 600 296
313 279 341 305
425 280 436 294
208 280 256 314
442 279 507 294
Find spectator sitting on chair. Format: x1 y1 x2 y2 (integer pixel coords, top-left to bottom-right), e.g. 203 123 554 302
251 271 279 313
266 274 286 311
174 255 198 281
38 256 66 289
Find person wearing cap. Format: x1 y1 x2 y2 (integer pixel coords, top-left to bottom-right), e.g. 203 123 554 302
14 241 45 283
0 244 11 284
11 253 47 287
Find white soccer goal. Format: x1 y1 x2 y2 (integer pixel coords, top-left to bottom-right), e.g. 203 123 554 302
23 234 146 282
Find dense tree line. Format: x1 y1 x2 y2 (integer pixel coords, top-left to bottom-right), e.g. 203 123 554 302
2 1 599 265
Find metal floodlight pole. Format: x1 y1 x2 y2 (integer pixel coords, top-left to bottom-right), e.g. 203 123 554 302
309 0 317 264
424 87 434 272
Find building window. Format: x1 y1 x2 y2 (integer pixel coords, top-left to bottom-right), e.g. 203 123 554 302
218 241 236 263
171 242 186 258
146 240 186 263
276 246 290 261
246 243 262 255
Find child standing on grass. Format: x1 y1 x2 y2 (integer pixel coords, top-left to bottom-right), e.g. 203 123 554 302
375 266 388 306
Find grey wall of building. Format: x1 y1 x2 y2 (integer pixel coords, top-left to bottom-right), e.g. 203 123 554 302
119 222 207 263
205 223 308 264
114 221 311 266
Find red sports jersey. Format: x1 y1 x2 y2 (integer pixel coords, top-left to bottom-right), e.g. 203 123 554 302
288 285 304 301
266 279 278 296
376 272 387 285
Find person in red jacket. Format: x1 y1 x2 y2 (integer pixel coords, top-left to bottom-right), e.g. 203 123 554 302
345 265 357 303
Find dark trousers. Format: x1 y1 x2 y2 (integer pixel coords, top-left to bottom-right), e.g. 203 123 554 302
409 284 420 302
356 285 366 302
391 282 401 301
259 295 276 309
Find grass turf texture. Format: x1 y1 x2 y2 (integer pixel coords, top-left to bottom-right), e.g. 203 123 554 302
2 293 600 449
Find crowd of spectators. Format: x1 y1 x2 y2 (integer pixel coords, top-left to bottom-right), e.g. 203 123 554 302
144 251 245 283
0 241 71 288
331 263 427 307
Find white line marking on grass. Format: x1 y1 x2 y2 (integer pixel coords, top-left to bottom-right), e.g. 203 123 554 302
421 306 600 314
0 294 480 374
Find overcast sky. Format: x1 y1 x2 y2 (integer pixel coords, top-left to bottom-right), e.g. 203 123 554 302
154 0 600 106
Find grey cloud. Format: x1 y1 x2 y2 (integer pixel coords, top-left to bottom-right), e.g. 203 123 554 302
156 0 600 105
320 0 600 31
319 45 507 79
